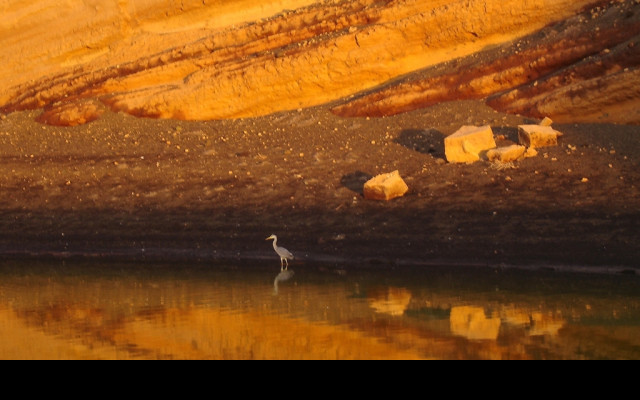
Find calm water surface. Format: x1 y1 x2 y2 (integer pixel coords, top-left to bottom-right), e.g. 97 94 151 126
0 260 639 360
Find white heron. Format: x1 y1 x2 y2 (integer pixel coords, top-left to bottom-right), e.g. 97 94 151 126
266 234 294 270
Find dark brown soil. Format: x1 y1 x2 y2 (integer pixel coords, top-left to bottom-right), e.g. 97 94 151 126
0 100 638 271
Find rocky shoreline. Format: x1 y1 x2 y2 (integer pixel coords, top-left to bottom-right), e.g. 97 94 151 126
0 102 638 273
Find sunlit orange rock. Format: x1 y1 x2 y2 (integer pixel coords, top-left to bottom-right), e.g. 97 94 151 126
445 125 496 164
524 147 539 159
540 117 554 127
363 171 409 201
486 145 527 163
518 125 562 148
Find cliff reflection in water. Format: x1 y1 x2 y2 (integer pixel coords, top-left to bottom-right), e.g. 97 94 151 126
0 261 639 360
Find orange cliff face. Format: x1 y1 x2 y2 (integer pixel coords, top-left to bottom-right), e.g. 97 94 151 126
332 0 640 124
1 0 638 126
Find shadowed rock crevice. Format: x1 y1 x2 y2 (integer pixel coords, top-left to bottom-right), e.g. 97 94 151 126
341 171 374 194
394 129 446 159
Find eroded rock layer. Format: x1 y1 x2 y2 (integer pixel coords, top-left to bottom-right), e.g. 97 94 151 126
1 0 637 125
332 0 640 124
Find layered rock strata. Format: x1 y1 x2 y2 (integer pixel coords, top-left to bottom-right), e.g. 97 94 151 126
1 0 636 125
332 0 640 124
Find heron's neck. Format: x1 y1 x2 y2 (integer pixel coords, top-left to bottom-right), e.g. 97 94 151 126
272 238 278 249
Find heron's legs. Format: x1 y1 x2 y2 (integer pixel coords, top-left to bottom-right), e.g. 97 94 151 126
281 257 289 271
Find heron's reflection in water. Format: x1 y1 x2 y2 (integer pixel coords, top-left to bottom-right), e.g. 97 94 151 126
273 269 295 295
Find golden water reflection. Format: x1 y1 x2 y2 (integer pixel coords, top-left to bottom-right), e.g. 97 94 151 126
0 261 639 360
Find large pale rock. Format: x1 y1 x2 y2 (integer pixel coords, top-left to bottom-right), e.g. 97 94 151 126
518 125 562 148
363 171 408 201
486 145 527 163
445 125 497 163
